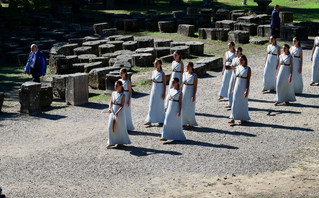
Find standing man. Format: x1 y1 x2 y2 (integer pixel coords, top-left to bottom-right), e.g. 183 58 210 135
24 44 46 83
271 4 280 38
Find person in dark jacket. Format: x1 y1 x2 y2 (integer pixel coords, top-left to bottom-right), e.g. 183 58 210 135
24 44 46 83
271 4 280 38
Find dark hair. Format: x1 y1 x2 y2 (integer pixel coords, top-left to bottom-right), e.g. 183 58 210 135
293 37 301 47
237 47 243 52
154 58 163 71
284 44 290 54
174 51 182 62
274 4 280 9
241 55 248 66
271 35 277 45
173 77 180 90
120 68 128 79
115 80 124 93
188 62 194 73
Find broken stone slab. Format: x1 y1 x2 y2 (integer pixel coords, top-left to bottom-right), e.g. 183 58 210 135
84 61 104 73
132 53 154 67
84 35 102 42
154 39 173 47
170 46 190 58
136 37 154 48
170 42 186 47
19 82 42 115
98 44 115 56
193 63 207 76
68 38 84 46
72 63 86 73
101 28 118 37
216 28 231 41
73 46 93 55
158 21 176 33
66 73 89 106
177 24 195 37
280 25 308 41
90 57 109 67
160 54 174 63
40 85 53 109
115 35 134 42
135 47 156 60
107 41 124 51
257 24 271 37
279 11 293 24
52 75 70 98
107 35 123 41
185 41 204 56
82 41 102 56
123 41 138 51
249 37 269 45
113 61 132 70
155 47 171 58
89 67 120 90
78 54 97 63
228 30 250 44
196 57 223 71
93 22 109 35
234 22 258 36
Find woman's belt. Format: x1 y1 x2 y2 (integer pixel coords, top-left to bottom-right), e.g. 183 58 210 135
169 99 179 102
173 70 182 73
114 103 122 106
225 66 232 70
294 55 300 58
183 82 194 85
268 53 277 55
237 76 247 79
124 90 129 92
281 64 291 66
152 80 163 83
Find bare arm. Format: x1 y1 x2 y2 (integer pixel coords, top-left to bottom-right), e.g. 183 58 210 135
232 68 237 95
276 47 281 69
181 63 184 74
299 49 303 73
311 40 316 61
108 95 113 113
192 75 198 102
289 56 293 83
127 81 132 106
264 46 269 66
115 95 125 116
178 92 182 117
244 68 251 98
180 73 184 91
162 73 166 100
222 53 226 75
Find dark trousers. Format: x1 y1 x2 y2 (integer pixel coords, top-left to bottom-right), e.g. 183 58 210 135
32 75 40 83
271 28 280 38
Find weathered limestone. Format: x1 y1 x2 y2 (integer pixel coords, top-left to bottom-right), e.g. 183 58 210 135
279 12 293 24
158 21 176 33
216 28 231 41
237 16 259 24
214 8 231 21
98 44 115 56
105 73 122 94
73 46 93 55
89 67 120 89
108 35 123 41
234 23 258 36
257 24 271 37
136 37 154 48
115 35 134 42
201 8 213 15
132 53 154 67
155 39 173 47
82 41 101 56
65 73 89 106
196 57 223 71
177 24 195 37
78 54 97 63
0 92 4 113
40 85 53 109
52 75 69 98
69 38 84 46
123 41 138 51
170 46 190 58
123 19 139 32
155 47 171 58
185 41 204 56
215 20 236 30
49 55 69 74
280 26 308 41
170 42 186 47
160 54 174 63
172 10 186 19
198 28 207 39
101 28 118 37
90 57 109 67
107 41 124 51
135 47 156 59
56 43 79 56
113 61 132 70
84 61 104 73
84 35 102 42
72 63 86 73
193 63 207 76
228 30 250 44
93 22 109 35
249 38 269 45
19 82 41 115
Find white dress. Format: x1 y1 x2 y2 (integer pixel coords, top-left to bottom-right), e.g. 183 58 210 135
169 60 183 88
290 46 303 94
162 89 186 141
228 57 240 107
145 70 166 123
107 92 131 145
219 51 236 98
120 79 135 131
312 37 319 83
182 73 198 126
263 44 279 90
230 66 251 121
275 54 296 103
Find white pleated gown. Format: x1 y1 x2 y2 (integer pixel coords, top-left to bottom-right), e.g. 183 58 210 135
290 46 303 94
275 54 296 103
312 37 319 83
228 57 240 107
120 79 135 131
182 73 198 126
108 92 131 145
263 44 279 90
166 61 183 108
219 51 236 98
145 70 166 123
162 89 186 141
230 66 251 121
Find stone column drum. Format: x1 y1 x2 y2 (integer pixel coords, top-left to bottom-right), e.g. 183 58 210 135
19 82 42 115
65 73 89 106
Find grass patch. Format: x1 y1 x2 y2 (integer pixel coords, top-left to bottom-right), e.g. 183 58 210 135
0 64 29 93
89 91 111 102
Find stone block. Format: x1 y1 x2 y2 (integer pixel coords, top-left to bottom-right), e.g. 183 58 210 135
249 38 269 45
198 14 212 28
215 20 236 30
280 12 293 24
123 41 138 51
107 35 123 41
155 47 171 58
115 35 134 42
90 57 109 66
196 57 223 71
257 24 271 37
78 54 97 63
72 63 86 73
55 43 79 56
280 25 308 41
201 8 213 15
136 37 154 48
177 24 195 37
135 47 156 60
93 22 109 35
198 28 207 39
99 44 115 56
187 7 199 15
89 67 120 89
170 42 186 47
101 28 118 37
228 30 250 44
84 35 102 42
19 82 41 115
49 55 69 74
234 23 258 36
194 63 207 76
40 85 53 109
216 28 230 41
158 21 176 33
105 73 122 94
107 41 124 51
145 20 159 32
170 46 190 58
65 73 89 106
160 54 174 63
132 53 154 67
73 46 93 55
237 16 259 24
113 61 132 70
68 38 84 46
123 19 139 32
185 41 204 56
299 22 319 36
83 41 102 56
84 61 104 73
231 13 245 21
214 8 231 22
52 75 69 98
172 10 186 19
154 39 173 47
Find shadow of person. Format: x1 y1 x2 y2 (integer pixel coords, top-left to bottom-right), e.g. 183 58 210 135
191 126 256 137
163 140 239 149
118 146 182 156
128 131 161 137
241 121 314 132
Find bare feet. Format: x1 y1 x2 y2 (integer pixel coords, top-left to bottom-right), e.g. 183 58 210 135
274 102 280 106
238 120 243 124
269 90 276 93
160 138 167 141
106 145 115 148
284 102 290 105
224 105 231 108
217 96 224 101
228 120 235 124
117 144 125 148
144 122 151 126
310 82 315 86
262 89 267 93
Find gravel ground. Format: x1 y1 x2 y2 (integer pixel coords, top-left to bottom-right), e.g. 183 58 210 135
0 42 319 197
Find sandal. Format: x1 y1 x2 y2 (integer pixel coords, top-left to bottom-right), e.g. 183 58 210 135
228 120 235 124
224 105 231 108
274 102 280 106
144 122 151 126
261 89 267 93
217 96 224 101
160 138 167 141
310 82 315 86
106 145 115 148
